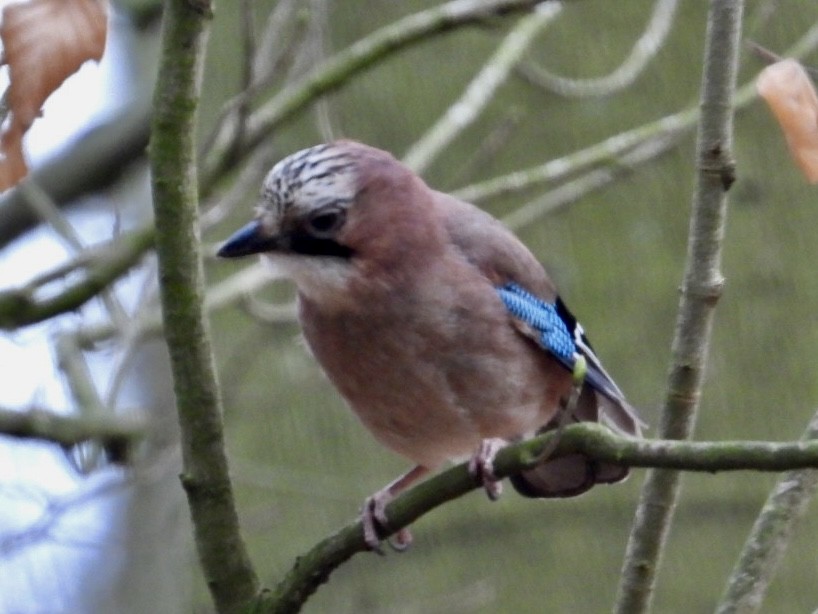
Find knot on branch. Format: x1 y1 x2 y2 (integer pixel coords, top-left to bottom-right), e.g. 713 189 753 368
680 276 725 304
699 141 736 190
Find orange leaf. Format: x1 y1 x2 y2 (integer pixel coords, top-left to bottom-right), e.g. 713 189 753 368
0 123 26 189
757 58 818 184
0 0 108 191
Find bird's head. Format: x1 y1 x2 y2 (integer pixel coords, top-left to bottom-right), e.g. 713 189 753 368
218 141 444 304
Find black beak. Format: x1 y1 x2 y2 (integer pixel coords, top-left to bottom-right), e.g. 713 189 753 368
217 221 281 258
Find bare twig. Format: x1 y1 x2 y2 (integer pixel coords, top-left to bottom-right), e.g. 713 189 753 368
0 471 131 556
501 132 681 230
518 0 678 97
200 0 306 156
0 405 144 450
75 261 291 346
298 0 340 142
241 293 298 324
443 111 522 188
0 447 178 556
19 180 128 325
0 227 154 330
454 109 694 204
747 39 818 78
615 2 746 612
403 4 562 173
55 334 107 437
200 140 280 230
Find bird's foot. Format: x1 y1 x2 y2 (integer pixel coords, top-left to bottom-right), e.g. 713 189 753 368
362 489 413 553
468 438 506 501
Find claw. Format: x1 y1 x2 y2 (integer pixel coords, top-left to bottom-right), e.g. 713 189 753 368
468 438 506 501
360 465 429 551
362 492 388 552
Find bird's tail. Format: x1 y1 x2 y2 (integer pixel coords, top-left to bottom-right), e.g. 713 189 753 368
509 385 643 498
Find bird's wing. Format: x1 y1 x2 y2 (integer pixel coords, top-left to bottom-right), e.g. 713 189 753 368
433 191 643 436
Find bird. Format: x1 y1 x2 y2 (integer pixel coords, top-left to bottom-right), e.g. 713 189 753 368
217 140 642 550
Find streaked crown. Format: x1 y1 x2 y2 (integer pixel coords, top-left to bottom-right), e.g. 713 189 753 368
258 143 360 221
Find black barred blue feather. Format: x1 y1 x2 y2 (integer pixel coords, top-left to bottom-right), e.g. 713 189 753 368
497 282 627 405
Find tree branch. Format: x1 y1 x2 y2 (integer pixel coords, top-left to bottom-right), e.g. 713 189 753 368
257 423 818 614
149 1 258 612
0 227 154 330
500 131 681 230
615 2 745 612
0 405 144 450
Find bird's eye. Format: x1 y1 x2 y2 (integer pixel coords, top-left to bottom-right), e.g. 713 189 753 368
305 208 346 238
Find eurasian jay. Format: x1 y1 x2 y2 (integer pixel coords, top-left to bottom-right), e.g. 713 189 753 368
218 140 642 549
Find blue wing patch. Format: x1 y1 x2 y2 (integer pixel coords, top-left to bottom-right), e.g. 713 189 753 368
496 283 576 364
497 282 626 403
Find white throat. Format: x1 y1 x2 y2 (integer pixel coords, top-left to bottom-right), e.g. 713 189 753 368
261 252 356 311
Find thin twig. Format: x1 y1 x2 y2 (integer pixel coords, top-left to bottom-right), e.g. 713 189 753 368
241 293 298 325
518 0 678 97
0 227 154 330
19 180 128 326
55 332 108 472
199 0 305 156
501 132 681 231
0 405 144 449
442 111 522 189
403 4 562 174
253 0 303 85
747 39 818 78
75 261 292 346
299 0 339 142
229 0 256 157
200 128 281 230
454 109 693 204
0 470 132 556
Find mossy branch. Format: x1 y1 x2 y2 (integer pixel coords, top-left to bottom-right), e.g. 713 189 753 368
149 1 258 612
254 423 818 614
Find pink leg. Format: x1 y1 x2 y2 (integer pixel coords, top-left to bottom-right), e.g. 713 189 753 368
468 438 507 501
362 465 430 551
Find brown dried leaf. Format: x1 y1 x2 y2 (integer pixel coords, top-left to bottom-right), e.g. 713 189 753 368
0 123 26 189
0 0 108 191
757 58 818 184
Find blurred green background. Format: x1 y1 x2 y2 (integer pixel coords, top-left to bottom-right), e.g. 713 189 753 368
203 1 818 612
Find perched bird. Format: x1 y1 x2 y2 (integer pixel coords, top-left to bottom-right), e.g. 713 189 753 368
218 140 642 549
